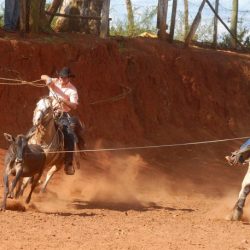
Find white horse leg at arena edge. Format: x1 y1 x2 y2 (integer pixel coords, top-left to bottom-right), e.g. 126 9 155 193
231 163 250 220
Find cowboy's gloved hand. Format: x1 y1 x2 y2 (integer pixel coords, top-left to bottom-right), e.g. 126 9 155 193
41 75 52 86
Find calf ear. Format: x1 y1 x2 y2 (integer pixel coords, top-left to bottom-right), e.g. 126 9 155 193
3 133 14 142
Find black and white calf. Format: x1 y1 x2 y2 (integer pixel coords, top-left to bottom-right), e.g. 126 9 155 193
1 133 46 211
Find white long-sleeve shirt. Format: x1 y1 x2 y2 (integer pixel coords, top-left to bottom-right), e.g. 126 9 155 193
49 78 79 112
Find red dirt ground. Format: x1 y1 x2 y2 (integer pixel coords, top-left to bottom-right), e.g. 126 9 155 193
0 31 250 249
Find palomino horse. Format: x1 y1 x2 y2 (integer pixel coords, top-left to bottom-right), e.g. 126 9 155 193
28 96 84 193
226 141 250 220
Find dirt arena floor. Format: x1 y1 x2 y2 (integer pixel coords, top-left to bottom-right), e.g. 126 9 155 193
0 32 250 249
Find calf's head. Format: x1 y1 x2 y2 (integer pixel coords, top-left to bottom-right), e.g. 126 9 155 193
4 133 28 163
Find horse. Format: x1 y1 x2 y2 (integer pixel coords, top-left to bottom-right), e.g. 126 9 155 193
27 96 85 192
226 140 250 220
1 133 46 211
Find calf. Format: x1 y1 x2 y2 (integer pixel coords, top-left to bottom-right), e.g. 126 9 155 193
1 133 46 211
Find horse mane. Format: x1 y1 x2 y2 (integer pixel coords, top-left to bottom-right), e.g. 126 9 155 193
37 95 53 102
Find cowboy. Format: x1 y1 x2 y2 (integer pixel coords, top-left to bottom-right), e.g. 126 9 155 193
41 67 79 175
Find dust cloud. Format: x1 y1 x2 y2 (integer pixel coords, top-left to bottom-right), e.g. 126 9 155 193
27 152 177 212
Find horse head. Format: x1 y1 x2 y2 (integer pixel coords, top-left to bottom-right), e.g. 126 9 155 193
33 96 55 127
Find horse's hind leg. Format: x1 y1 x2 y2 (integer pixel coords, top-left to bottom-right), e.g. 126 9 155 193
230 184 250 221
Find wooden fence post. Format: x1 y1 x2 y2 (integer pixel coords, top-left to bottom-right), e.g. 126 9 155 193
100 0 110 38
169 0 178 42
157 0 168 40
206 0 243 48
184 0 206 47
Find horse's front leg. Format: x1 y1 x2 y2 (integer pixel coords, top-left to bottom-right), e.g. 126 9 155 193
40 165 57 193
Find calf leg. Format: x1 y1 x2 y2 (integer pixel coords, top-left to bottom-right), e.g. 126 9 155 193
15 177 32 199
0 173 10 211
9 164 23 199
26 173 42 204
14 177 23 199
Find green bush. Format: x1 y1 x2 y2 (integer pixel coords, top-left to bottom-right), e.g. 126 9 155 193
110 6 157 37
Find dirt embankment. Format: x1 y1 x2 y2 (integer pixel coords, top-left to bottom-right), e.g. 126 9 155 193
0 35 249 144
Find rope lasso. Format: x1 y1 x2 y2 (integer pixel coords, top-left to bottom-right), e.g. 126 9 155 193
0 77 46 87
43 135 250 154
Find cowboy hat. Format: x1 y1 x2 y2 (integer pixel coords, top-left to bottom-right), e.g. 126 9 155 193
57 67 75 78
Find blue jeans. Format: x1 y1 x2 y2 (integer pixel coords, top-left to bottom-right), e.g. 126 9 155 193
4 0 19 30
59 113 75 167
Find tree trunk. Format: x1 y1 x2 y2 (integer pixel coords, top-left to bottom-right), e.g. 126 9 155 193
79 0 91 33
230 0 238 48
213 0 219 47
100 0 110 38
184 0 189 38
125 0 134 36
88 0 103 35
46 0 63 24
55 0 82 32
157 0 168 40
29 0 52 32
20 0 28 32
169 0 178 42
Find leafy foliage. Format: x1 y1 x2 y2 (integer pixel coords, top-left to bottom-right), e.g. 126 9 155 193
219 20 250 49
175 11 213 43
110 6 157 37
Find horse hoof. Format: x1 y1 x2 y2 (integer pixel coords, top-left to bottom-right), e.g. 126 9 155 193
40 188 46 193
7 194 14 199
230 207 243 221
0 206 6 212
25 197 31 204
